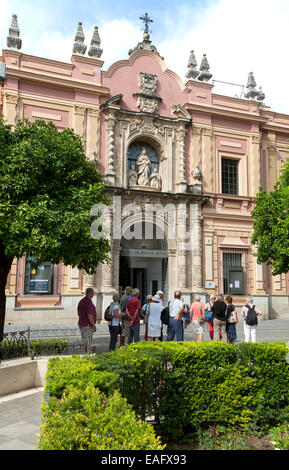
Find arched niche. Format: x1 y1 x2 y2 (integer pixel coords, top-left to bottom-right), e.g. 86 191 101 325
127 137 163 190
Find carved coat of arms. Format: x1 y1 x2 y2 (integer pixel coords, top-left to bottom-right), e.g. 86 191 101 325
138 72 158 95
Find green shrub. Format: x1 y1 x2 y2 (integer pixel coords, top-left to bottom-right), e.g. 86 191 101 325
237 342 289 428
93 341 289 438
37 384 165 450
40 340 289 448
0 338 68 359
269 423 289 450
46 356 117 398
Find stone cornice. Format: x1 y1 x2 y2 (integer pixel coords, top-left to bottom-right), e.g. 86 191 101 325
261 124 289 135
105 185 210 205
185 79 214 91
3 49 74 71
184 101 268 125
5 66 110 96
70 54 104 68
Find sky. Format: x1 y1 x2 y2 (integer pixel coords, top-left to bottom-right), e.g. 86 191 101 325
1 0 289 113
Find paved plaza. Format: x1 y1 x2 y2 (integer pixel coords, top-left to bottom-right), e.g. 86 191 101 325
1 317 289 450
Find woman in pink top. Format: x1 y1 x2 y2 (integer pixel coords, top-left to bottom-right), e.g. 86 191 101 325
190 295 206 342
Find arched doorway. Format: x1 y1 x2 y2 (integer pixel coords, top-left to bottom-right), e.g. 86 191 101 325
119 221 168 305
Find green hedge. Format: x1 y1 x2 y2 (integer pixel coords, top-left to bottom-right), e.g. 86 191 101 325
39 341 289 448
38 362 164 450
1 338 68 359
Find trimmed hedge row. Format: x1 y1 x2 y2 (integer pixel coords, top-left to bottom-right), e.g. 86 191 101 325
39 341 289 449
1 338 68 359
38 357 164 450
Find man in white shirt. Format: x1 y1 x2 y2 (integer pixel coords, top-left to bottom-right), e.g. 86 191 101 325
167 291 187 342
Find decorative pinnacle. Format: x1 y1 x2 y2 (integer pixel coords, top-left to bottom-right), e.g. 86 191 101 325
72 22 87 55
245 72 258 100
88 26 103 58
257 86 265 102
7 14 22 50
185 50 199 80
198 54 212 82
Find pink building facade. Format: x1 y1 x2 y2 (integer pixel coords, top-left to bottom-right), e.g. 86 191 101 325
1 16 289 324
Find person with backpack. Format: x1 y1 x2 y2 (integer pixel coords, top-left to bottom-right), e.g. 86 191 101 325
211 294 229 342
225 295 238 343
241 297 262 343
107 292 126 352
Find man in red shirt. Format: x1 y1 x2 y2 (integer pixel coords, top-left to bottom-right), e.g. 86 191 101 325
126 288 141 344
77 287 96 354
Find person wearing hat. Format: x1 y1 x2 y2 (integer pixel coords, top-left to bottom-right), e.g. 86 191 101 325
156 291 164 306
146 294 163 341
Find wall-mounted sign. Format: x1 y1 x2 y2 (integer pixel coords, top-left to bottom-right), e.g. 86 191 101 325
120 249 167 258
205 281 215 289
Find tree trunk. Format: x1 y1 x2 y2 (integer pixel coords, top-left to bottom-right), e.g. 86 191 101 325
0 243 13 339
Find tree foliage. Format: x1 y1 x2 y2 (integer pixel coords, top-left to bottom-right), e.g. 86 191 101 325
0 118 110 334
251 158 289 275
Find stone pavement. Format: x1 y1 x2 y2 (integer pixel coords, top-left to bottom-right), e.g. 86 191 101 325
4 316 289 344
1 317 289 450
0 388 43 450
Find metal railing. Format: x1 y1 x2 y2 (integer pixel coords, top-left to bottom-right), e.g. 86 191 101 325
0 327 85 361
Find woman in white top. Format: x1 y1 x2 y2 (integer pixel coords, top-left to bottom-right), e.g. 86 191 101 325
146 295 163 341
109 292 125 351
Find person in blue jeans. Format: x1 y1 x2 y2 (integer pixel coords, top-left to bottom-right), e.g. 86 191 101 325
167 291 187 341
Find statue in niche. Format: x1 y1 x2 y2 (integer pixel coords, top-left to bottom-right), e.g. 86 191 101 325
192 166 202 182
149 167 162 190
136 147 151 186
128 165 138 187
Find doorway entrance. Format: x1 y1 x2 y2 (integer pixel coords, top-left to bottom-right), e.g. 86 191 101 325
118 222 168 305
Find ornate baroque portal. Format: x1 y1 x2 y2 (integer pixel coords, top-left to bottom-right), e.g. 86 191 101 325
100 77 207 309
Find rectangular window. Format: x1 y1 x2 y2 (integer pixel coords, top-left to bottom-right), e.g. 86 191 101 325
24 257 54 294
222 158 239 195
223 252 244 295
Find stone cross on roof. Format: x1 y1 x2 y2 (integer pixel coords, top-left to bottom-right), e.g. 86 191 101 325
128 13 163 59
139 12 153 34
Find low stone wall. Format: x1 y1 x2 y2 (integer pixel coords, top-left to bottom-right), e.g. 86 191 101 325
0 357 49 397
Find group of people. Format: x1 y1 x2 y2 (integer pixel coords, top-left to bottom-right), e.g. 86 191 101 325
77 287 262 353
191 293 262 344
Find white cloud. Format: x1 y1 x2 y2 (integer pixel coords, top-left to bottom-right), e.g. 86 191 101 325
158 0 289 113
1 0 289 113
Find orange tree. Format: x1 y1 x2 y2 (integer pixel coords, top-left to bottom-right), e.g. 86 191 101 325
0 118 110 337
251 158 289 275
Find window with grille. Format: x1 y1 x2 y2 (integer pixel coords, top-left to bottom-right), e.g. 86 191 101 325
223 251 243 294
222 158 239 195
